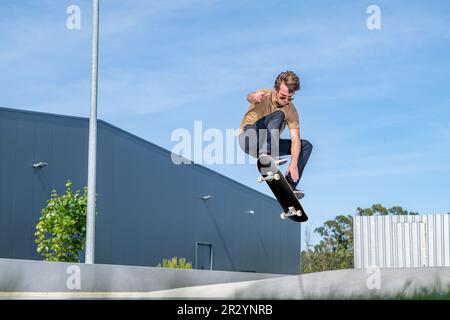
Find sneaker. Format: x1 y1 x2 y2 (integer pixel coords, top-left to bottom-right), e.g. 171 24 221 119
285 174 305 199
292 187 305 199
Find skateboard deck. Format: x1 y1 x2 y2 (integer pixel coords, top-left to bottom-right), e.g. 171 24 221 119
257 154 308 222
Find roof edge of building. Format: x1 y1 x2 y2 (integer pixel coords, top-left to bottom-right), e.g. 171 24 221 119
0 106 277 204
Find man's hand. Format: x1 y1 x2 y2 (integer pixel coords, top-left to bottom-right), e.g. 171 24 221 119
285 164 299 183
254 91 269 103
248 91 270 104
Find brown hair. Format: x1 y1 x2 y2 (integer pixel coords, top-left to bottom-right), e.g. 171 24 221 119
274 71 300 92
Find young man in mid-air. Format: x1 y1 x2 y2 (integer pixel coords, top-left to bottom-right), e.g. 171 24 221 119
238 70 313 199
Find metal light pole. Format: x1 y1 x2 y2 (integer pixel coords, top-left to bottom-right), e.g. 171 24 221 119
85 0 100 264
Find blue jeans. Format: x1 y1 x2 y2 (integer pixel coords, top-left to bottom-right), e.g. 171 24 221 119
238 111 313 188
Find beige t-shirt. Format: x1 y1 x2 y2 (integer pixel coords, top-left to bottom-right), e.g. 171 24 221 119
238 88 299 135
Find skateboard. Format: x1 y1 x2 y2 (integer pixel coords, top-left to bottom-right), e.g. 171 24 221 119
257 154 308 222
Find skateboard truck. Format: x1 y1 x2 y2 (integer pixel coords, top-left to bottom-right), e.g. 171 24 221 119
275 158 287 166
280 206 303 220
257 171 281 183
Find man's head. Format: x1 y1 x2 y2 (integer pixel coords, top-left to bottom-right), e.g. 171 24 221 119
274 71 300 106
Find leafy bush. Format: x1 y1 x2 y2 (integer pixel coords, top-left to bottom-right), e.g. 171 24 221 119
302 250 354 274
34 180 94 262
157 257 193 269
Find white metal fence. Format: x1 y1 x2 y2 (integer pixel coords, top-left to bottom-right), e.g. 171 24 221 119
353 214 450 268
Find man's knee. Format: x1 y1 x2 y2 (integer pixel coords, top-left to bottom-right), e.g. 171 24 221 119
264 111 285 134
271 110 285 119
301 139 313 152
267 110 285 124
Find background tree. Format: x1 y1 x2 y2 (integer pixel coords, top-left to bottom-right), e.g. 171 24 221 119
301 215 354 273
35 180 95 262
356 203 418 216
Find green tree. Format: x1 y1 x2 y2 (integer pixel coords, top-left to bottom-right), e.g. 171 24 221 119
34 180 95 262
157 257 193 269
356 204 418 216
303 215 354 273
314 215 353 252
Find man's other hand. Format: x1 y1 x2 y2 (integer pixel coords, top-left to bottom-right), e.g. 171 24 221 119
254 91 269 103
285 164 299 182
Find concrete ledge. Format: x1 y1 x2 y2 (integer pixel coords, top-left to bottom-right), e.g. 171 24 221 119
143 267 450 299
0 258 286 296
2 259 449 299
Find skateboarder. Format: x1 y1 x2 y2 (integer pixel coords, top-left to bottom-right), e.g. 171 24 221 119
238 71 313 199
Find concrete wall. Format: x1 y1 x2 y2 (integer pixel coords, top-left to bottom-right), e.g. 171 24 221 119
0 107 301 274
2 259 449 300
0 258 287 294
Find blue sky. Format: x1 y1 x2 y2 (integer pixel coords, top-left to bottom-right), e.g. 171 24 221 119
2 0 450 246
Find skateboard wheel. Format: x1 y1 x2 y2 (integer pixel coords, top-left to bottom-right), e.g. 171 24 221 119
280 213 286 220
296 211 302 216
274 174 280 180
257 176 264 183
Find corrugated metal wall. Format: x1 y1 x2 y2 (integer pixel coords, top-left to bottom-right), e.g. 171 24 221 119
353 214 450 268
0 107 301 274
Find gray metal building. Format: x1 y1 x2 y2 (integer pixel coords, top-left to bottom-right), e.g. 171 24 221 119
0 107 301 274
354 214 450 269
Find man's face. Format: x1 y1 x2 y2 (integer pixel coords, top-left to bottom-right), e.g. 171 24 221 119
275 82 294 106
